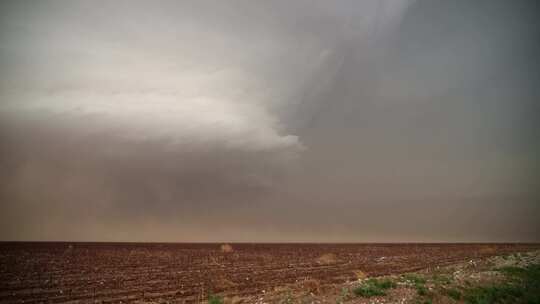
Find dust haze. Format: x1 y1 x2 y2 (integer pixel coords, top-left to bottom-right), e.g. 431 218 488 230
1 0 539 242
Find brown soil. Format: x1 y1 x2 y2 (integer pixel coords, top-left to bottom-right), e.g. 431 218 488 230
0 243 538 303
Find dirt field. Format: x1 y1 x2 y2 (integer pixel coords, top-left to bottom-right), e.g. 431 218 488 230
0 243 538 303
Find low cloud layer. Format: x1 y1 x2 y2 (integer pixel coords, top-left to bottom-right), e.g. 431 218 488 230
1 0 539 242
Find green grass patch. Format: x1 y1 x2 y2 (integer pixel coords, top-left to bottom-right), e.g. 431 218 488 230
463 284 523 304
415 284 429 296
353 278 396 297
403 274 427 285
462 264 540 304
445 288 462 301
208 294 224 304
433 274 453 285
496 266 528 277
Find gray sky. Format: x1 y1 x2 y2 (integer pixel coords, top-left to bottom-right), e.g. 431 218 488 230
1 0 539 242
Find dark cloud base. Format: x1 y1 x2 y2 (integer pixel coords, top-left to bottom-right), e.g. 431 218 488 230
1 0 539 242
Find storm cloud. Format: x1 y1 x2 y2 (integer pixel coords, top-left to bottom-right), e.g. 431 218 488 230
1 0 539 242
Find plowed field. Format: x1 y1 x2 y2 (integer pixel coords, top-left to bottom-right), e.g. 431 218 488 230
1 243 538 303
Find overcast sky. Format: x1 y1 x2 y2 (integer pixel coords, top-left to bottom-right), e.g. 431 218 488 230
1 0 539 242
